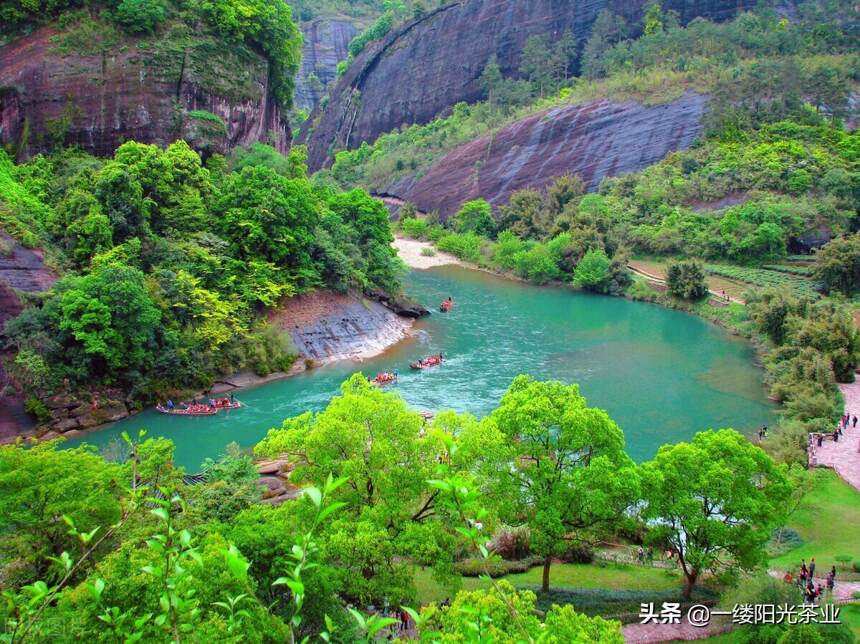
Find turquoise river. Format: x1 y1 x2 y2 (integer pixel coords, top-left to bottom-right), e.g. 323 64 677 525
67 265 777 469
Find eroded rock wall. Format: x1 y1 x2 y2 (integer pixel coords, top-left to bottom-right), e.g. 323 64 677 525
388 91 707 218
301 0 757 170
0 24 289 159
294 18 363 113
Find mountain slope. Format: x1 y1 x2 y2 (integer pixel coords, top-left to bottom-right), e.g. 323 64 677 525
301 0 757 170
386 91 706 218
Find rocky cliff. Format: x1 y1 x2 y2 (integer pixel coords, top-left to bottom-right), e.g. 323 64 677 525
0 21 289 159
0 231 57 441
301 0 757 170
387 91 707 218
294 17 363 113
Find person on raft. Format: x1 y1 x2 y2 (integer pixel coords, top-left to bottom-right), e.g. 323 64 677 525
166 399 175 410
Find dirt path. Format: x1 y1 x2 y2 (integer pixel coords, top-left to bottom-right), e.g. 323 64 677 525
808 380 860 492
628 262 745 305
623 617 732 643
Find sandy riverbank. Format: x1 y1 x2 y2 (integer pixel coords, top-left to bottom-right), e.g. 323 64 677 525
393 236 462 270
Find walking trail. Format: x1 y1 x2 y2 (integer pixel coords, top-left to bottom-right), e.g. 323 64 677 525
627 263 745 305
808 380 860 492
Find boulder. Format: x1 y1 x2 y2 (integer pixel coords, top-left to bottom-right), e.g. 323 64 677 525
69 404 90 418
45 394 77 410
53 417 80 432
366 289 430 318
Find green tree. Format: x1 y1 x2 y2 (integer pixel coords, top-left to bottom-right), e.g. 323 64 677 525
53 263 161 381
519 35 555 98
573 248 610 292
487 375 639 592
453 199 496 237
640 429 792 599
479 55 503 105
643 1 664 36
0 441 123 587
666 260 708 300
325 189 399 292
254 375 455 602
115 0 166 34
213 166 319 284
581 9 627 79
747 287 800 345
813 233 860 296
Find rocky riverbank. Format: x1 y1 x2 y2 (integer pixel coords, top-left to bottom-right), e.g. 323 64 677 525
19 288 429 442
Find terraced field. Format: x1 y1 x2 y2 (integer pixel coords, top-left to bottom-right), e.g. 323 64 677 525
704 264 819 298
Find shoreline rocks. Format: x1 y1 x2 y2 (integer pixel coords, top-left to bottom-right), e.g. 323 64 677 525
254 455 301 505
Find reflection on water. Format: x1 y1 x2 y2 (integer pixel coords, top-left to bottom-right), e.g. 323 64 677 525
66 265 777 469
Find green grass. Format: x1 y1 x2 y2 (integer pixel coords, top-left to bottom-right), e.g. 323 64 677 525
841 603 860 640
770 469 860 571
414 561 682 605
704 264 818 298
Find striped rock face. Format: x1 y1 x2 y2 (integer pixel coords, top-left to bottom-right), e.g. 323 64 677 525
302 0 756 171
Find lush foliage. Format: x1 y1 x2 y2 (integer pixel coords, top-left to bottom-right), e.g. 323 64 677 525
666 260 707 300
484 375 639 592
3 142 401 406
0 370 808 641
812 232 860 296
641 429 792 598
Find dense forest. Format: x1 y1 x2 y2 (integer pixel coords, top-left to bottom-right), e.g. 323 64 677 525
1 141 401 414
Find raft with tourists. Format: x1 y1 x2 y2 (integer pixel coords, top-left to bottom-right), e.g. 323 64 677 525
156 396 241 416
369 371 399 386
410 353 445 370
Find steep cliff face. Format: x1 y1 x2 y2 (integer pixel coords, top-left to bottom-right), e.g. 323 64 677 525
294 18 363 113
0 22 290 159
0 231 56 441
386 92 706 218
302 0 757 170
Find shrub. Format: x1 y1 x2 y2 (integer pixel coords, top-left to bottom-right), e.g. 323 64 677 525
492 230 527 270
521 585 716 619
115 0 166 34
490 525 531 560
558 541 595 564
24 397 51 423
813 233 860 296
453 199 496 237
513 243 561 284
766 527 803 556
400 217 429 239
666 260 708 300
455 555 543 578
420 247 436 257
573 248 610 292
436 232 482 263
0 237 14 257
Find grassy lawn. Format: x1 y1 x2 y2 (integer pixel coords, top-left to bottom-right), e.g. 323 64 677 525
414 561 682 605
770 469 860 571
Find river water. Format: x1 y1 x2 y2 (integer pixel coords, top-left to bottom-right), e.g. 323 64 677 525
66 265 776 469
